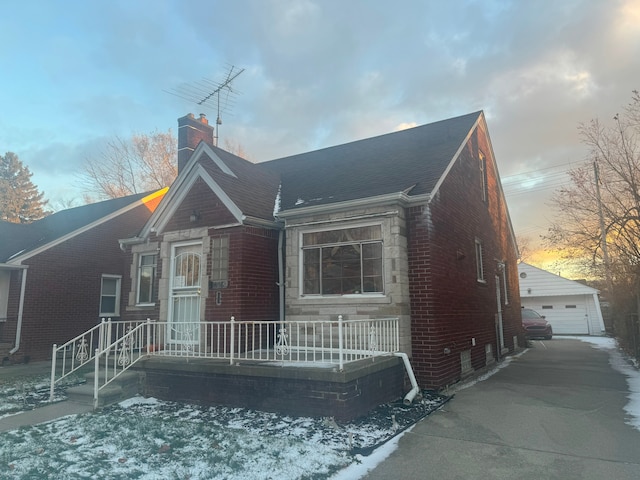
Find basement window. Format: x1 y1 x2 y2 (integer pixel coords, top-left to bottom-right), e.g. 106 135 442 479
302 224 383 295
565 305 577 309
542 305 553 309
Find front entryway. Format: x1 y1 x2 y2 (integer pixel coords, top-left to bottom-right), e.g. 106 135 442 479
168 242 202 348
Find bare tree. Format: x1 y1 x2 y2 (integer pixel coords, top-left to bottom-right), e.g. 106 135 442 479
223 138 252 161
546 91 640 281
81 129 177 200
546 91 640 349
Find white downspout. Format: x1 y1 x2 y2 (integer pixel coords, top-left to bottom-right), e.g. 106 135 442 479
10 268 28 355
277 229 285 323
394 352 420 405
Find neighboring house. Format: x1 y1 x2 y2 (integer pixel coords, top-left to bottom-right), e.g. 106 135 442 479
118 111 522 392
0 190 166 363
518 262 605 335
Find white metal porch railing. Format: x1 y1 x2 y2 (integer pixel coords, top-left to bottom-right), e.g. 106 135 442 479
144 315 400 370
51 315 402 408
49 318 147 401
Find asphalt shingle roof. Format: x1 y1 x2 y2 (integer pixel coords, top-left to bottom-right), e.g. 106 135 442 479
262 111 482 211
0 193 149 262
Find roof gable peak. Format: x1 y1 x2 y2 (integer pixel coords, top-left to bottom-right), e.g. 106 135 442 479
190 142 237 178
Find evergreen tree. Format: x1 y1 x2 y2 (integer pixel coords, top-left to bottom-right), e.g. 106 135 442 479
0 152 48 223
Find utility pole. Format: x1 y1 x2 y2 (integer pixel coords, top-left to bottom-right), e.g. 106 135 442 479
594 159 613 296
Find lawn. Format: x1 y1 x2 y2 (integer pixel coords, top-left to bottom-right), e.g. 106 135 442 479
0 372 449 479
0 372 85 419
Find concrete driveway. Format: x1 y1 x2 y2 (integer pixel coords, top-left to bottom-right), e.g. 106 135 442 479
364 338 640 480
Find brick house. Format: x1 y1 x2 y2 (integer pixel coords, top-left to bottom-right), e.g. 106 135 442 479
0 190 166 363
118 110 521 401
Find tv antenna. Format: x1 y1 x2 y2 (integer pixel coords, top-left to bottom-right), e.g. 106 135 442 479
166 64 245 146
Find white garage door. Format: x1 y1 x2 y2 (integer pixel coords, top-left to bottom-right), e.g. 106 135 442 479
540 304 589 335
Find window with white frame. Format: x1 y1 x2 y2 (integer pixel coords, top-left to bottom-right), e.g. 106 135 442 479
479 153 488 202
475 239 485 282
302 225 383 295
100 275 121 316
136 254 157 305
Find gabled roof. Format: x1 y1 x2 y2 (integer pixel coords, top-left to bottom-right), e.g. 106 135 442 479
518 263 599 297
0 191 164 263
200 146 281 221
264 111 482 211
143 110 489 235
141 142 281 236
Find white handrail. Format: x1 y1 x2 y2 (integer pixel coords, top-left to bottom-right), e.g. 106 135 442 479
92 320 150 408
49 318 147 401
53 316 403 407
142 317 399 368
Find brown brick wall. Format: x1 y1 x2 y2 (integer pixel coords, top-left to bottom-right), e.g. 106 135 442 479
205 226 280 322
408 126 522 388
163 178 237 232
6 203 155 361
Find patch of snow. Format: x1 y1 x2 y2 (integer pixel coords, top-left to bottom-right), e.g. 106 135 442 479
118 395 162 408
563 336 640 432
273 183 281 217
295 198 305 206
330 424 413 479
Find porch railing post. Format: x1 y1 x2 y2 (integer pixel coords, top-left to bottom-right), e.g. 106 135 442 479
49 343 57 401
98 318 105 352
146 318 151 354
93 348 100 410
230 316 235 365
106 318 112 353
338 315 344 371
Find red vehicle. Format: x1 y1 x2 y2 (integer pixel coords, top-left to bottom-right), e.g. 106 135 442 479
522 308 553 340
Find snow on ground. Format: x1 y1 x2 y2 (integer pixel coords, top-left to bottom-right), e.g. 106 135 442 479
3 338 639 478
560 335 640 432
0 382 448 479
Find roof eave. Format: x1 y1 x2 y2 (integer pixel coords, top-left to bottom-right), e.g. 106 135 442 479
241 215 282 229
276 192 430 219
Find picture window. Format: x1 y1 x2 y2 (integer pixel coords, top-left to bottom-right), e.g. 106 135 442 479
302 225 383 295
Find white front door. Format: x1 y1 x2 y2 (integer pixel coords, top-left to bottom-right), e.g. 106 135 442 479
168 242 202 347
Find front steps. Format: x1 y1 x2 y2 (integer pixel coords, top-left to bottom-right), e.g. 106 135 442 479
66 369 142 408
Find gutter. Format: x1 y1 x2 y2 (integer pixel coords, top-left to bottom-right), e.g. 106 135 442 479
277 229 285 323
276 191 430 219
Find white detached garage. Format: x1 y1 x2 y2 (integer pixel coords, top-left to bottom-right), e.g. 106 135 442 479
518 263 605 336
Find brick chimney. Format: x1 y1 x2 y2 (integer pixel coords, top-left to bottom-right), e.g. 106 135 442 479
177 113 215 172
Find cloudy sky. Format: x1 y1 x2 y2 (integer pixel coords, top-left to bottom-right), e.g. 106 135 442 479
1 0 639 261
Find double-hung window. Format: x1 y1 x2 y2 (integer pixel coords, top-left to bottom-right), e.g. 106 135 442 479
136 254 157 305
100 275 121 316
302 225 383 295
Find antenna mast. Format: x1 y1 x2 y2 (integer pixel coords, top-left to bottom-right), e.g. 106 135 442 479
166 65 245 146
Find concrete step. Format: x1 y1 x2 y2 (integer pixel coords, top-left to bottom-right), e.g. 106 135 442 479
66 370 142 408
